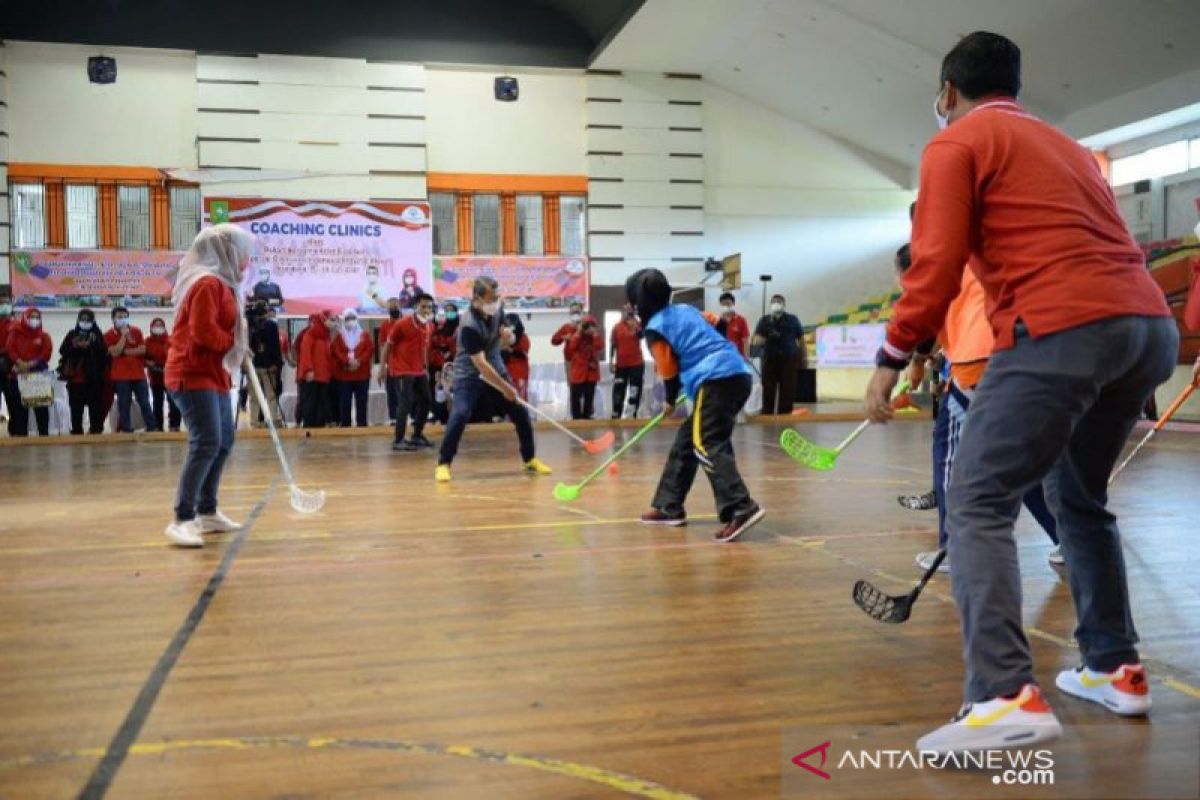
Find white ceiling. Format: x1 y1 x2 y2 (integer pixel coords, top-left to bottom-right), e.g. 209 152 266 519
594 0 1200 177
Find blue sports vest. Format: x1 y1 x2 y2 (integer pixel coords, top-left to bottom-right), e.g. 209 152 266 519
646 305 749 400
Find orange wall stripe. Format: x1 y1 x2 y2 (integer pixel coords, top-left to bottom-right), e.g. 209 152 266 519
44 183 65 248
151 184 171 249
501 193 517 255
427 172 587 194
8 163 171 182
98 184 119 248
543 194 561 255
456 193 474 255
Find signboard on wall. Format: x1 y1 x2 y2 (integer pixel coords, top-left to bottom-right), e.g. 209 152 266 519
815 323 887 368
10 249 183 309
432 255 589 312
206 198 433 316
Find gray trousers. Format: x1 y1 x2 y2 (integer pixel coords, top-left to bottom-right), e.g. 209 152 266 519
946 315 1177 703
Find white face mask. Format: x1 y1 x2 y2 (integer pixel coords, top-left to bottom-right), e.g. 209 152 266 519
481 300 500 317
29 318 42 330
570 312 582 323
79 321 94 331
933 91 949 130
344 318 358 329
770 302 784 314
115 317 129 329
151 326 166 335
259 272 271 282
721 304 734 315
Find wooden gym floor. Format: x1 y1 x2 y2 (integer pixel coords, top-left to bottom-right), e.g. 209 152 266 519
0 417 1197 799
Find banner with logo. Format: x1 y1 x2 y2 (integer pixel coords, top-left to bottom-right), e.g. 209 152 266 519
432 256 589 312
207 198 433 316
10 250 184 309
815 323 887 367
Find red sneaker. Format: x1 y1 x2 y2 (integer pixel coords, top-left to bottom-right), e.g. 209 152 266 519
714 504 765 542
640 509 687 527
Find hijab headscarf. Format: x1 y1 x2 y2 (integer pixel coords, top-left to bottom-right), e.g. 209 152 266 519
14 308 45 343
173 223 256 375
74 309 96 333
307 310 333 342
149 317 168 338
625 268 672 326
340 307 362 349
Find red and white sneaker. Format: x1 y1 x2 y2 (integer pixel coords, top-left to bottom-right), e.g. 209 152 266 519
916 684 1062 754
640 509 687 527
1056 663 1151 716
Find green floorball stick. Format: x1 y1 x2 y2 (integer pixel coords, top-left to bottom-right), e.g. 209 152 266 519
780 379 911 471
553 404 675 502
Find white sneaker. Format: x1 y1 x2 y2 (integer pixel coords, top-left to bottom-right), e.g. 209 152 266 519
916 684 1062 754
165 520 204 548
1055 663 1151 716
1047 546 1065 566
916 550 950 573
198 510 242 533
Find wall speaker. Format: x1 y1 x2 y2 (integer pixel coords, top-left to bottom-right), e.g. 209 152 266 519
494 76 519 102
88 56 117 84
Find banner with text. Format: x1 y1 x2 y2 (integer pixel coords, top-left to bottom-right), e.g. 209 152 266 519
11 250 184 309
816 323 887 368
207 198 433 316
433 256 589 312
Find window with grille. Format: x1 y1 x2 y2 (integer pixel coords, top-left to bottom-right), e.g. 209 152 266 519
118 185 151 249
430 192 457 255
11 184 47 249
473 193 500 255
516 195 544 255
560 195 586 256
170 186 202 250
65 185 98 249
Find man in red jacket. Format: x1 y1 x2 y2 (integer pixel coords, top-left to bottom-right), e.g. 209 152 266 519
716 292 750 356
380 293 435 451
106 306 157 432
564 314 600 419
609 305 644 418
864 32 1176 754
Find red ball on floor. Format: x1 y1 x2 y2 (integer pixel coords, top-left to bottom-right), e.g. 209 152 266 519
607 462 620 477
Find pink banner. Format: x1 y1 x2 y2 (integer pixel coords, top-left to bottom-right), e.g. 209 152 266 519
207 198 433 316
433 256 589 312
11 249 183 306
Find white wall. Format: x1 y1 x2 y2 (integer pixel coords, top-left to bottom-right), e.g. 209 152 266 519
425 66 585 175
7 41 197 167
702 83 913 327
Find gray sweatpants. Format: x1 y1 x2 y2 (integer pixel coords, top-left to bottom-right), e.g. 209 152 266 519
946 315 1178 703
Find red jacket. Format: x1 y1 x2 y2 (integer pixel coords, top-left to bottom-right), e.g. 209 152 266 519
722 313 750 355
6 309 53 371
503 334 531 384
144 319 171 388
165 275 239 392
106 326 149 382
387 314 432 377
886 99 1170 360
298 312 334 384
564 328 601 384
331 329 373 382
430 325 457 370
551 322 578 358
610 320 644 368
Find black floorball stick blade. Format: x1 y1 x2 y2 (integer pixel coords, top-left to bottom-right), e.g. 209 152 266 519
853 579 916 624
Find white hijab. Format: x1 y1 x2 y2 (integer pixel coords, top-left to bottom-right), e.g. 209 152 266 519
173 223 256 376
340 307 363 349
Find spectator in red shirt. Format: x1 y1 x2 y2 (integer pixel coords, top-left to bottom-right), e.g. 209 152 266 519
609 305 645 418
551 301 585 408
501 313 531 402
163 224 253 547
105 306 157 433
429 303 459 424
379 297 403 424
5 307 53 437
145 317 181 432
716 292 750 356
864 32 1176 753
332 308 373 428
564 314 601 419
380 293 435 450
58 308 109 435
298 310 336 429
0 292 18 435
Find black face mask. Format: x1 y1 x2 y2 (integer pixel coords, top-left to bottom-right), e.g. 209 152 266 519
389 308 401 320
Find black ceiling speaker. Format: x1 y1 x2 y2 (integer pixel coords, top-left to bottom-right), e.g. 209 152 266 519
494 76 519 102
87 56 117 84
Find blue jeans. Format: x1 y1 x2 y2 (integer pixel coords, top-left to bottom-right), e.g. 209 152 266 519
115 379 156 432
171 389 235 521
438 377 534 466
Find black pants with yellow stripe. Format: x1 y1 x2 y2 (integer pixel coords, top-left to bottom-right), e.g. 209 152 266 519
652 374 755 523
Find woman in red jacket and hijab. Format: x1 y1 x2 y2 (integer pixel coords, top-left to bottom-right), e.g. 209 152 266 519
145 317 181 432
298 309 336 428
563 314 601 419
163 224 254 547
5 308 54 436
331 307 373 427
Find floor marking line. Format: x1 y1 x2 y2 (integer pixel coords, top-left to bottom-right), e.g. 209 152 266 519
7 735 701 800
74 474 282 800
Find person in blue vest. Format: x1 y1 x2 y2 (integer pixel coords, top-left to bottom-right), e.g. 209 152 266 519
627 268 765 543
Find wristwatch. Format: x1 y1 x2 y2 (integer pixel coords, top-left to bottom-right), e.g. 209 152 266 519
875 347 909 371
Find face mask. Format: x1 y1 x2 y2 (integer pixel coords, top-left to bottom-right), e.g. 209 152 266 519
29 318 42 330
417 312 432 324
570 312 582 323
481 301 500 317
115 318 129 329
367 275 379 285
0 304 11 316
404 275 415 286
151 326 166 336
389 308 401 319
721 304 734 316
79 321 94 331
344 318 358 329
770 303 784 314
933 91 949 131
446 310 458 321
259 272 270 282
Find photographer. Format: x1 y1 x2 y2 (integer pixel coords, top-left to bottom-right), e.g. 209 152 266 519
245 299 284 428
752 294 805 415
564 314 601 420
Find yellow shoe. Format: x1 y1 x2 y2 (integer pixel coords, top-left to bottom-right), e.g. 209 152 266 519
435 464 452 482
523 457 552 476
